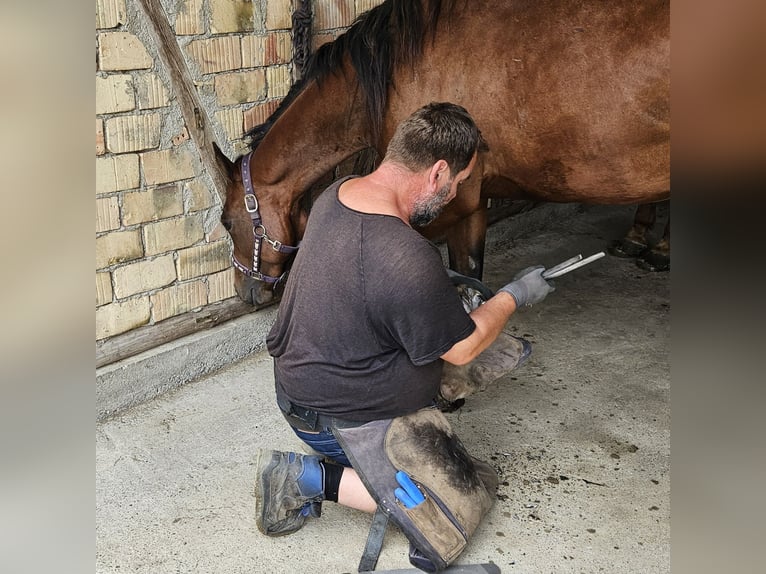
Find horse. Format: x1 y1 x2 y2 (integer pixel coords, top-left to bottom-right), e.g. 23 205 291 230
216 0 670 306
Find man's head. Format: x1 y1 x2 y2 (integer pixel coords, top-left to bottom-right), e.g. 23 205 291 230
383 102 480 227
383 102 480 177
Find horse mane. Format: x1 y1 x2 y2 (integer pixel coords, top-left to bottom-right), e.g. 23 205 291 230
245 0 457 151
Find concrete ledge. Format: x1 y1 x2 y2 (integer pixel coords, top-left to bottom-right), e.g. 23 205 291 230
96 306 278 421
96 202 582 421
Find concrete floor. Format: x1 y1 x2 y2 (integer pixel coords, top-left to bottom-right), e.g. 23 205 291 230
96 204 669 574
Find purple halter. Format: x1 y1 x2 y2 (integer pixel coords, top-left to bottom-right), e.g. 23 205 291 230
230 151 300 284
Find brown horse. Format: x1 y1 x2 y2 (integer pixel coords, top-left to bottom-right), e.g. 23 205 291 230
216 0 670 305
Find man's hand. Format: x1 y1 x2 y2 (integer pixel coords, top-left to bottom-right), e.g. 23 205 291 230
498 266 555 309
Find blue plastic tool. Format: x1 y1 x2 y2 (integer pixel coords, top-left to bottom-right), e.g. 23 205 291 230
394 487 418 508
395 471 425 507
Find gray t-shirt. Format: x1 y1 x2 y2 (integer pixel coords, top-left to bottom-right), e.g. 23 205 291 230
266 176 475 422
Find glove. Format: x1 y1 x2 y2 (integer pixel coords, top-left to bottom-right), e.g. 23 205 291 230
498 265 555 308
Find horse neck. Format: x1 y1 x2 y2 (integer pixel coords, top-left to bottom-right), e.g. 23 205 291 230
251 64 371 206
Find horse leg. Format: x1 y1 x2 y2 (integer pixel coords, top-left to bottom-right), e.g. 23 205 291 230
440 195 531 408
608 202 656 258
433 206 489 412
446 202 488 279
637 214 670 272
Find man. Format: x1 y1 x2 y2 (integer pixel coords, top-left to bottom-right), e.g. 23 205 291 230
256 102 554 539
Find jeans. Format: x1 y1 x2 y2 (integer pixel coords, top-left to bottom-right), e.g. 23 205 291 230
290 425 352 467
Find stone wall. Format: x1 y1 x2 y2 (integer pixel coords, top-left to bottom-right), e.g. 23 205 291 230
95 1 384 354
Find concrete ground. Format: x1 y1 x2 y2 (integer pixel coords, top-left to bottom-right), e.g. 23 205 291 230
96 203 669 574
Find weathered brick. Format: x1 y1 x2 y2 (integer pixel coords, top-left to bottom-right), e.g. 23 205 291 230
172 126 191 146
96 119 106 155
96 297 151 340
214 70 267 105
206 221 229 243
98 32 153 71
174 0 204 35
176 240 230 280
122 185 184 225
96 230 143 269
266 66 291 99
170 125 190 146
242 32 292 68
96 272 113 307
207 268 236 303
243 100 280 132
96 74 135 114
356 0 384 17
186 36 242 74
211 0 255 34
240 35 265 68
184 180 216 212
143 214 205 256
105 113 161 153
215 108 244 141
315 0 355 30
265 32 292 65
96 154 140 195
96 196 121 233
135 73 170 110
313 31 339 51
112 255 177 298
141 147 197 185
96 0 127 29
231 140 250 157
265 0 292 30
151 280 207 322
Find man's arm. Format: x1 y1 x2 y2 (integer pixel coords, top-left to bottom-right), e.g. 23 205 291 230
440 291 517 365
441 266 554 365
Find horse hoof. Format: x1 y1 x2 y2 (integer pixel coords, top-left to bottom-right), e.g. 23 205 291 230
636 249 670 272
608 238 647 259
435 396 466 413
516 336 533 368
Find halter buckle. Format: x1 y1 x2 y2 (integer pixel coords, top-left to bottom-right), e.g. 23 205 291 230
244 194 259 213
268 238 283 251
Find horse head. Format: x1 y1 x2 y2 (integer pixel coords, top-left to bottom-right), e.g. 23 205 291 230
216 144 305 306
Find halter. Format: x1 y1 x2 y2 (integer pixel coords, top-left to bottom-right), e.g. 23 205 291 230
231 151 300 284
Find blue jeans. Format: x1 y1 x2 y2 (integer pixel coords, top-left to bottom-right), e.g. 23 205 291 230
290 425 352 467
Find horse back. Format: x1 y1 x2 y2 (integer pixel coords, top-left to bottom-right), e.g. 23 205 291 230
388 0 670 203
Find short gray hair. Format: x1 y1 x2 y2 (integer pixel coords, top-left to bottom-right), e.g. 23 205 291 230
383 102 481 176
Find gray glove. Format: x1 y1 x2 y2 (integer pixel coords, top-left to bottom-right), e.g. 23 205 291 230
498 265 555 308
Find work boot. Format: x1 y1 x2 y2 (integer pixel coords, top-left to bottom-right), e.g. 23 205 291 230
254 449 325 536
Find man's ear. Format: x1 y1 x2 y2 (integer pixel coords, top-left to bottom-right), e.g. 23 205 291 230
428 159 450 187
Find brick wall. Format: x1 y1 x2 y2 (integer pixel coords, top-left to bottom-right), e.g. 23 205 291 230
95 0 384 346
